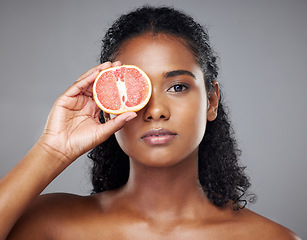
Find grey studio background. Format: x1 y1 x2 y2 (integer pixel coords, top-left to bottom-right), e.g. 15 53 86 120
1 0 306 238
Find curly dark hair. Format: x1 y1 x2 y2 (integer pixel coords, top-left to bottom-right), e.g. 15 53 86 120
88 6 252 210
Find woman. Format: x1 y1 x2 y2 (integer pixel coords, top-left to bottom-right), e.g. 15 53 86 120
0 6 299 239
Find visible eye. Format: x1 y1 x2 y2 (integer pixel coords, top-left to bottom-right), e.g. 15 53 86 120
167 84 189 93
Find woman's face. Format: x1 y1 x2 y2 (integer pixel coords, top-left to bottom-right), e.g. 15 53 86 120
112 33 208 167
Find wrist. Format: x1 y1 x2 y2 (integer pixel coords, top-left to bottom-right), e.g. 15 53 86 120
31 141 72 175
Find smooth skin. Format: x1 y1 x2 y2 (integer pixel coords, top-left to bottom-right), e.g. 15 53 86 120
1 33 300 239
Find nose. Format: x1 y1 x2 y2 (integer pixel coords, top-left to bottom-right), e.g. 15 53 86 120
143 89 170 122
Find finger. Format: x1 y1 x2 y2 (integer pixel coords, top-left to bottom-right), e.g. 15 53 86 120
95 112 137 143
64 62 113 98
64 76 94 98
112 61 122 67
77 62 112 83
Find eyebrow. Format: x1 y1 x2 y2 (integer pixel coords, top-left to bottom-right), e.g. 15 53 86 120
165 70 196 80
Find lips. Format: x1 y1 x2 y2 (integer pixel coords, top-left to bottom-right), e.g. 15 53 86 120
141 128 177 145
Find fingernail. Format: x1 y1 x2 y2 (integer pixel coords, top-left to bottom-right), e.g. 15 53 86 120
113 61 122 66
114 112 137 124
125 112 137 121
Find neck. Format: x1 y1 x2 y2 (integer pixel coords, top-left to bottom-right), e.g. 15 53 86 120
120 149 210 220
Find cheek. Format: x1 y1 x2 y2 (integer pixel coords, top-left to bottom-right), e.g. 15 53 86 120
182 92 208 143
191 111 207 141
114 127 130 151
114 120 139 156
185 92 207 136
110 114 136 154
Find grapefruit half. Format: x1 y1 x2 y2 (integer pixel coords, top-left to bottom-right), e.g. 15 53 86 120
93 65 152 114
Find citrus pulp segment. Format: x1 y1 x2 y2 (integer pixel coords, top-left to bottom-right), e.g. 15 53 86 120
93 65 152 114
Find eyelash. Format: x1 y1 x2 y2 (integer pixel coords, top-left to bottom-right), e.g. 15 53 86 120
167 83 189 93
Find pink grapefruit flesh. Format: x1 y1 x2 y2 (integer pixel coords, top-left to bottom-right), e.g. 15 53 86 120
93 65 152 114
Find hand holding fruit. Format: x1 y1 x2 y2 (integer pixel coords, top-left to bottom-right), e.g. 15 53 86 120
37 62 137 164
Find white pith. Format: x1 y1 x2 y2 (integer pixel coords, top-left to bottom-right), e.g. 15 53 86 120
116 76 128 109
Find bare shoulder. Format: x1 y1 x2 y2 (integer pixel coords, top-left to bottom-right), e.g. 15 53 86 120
7 192 100 239
235 208 301 240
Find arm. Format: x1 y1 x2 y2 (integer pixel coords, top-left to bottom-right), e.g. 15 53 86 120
0 61 136 239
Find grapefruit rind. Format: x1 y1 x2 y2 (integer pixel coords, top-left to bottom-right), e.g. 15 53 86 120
93 65 152 115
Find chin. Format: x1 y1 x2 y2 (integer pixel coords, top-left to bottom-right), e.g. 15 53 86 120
135 158 181 168
129 148 198 169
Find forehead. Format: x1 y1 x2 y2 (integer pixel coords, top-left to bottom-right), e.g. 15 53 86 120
114 33 203 81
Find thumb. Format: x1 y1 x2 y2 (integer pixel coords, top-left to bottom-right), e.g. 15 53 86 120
95 112 137 143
